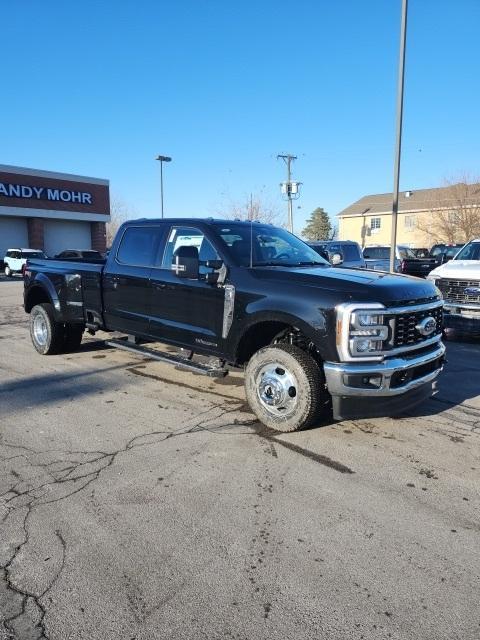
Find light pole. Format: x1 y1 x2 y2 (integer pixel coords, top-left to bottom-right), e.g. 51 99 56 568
277 154 301 233
155 155 172 218
389 0 408 272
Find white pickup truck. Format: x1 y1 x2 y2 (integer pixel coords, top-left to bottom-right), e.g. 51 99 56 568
428 239 480 332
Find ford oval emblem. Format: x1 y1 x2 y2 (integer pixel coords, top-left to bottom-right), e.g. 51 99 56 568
415 316 437 336
465 287 480 295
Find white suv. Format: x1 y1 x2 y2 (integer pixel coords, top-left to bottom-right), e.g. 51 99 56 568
4 248 46 277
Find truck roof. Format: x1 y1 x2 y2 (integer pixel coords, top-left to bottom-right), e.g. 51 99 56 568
122 217 273 227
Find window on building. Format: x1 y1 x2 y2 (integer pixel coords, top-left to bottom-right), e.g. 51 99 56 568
370 217 381 233
404 215 416 230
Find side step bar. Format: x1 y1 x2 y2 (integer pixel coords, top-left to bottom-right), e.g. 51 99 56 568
105 338 228 378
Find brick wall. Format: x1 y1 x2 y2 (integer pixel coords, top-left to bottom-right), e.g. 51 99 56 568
91 222 107 253
27 218 45 250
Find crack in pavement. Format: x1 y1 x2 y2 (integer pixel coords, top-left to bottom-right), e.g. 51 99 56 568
0 401 244 638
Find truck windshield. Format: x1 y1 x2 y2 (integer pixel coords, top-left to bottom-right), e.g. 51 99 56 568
454 242 480 260
212 223 329 267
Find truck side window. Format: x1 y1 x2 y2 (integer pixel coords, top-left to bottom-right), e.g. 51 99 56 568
116 226 160 267
159 227 219 273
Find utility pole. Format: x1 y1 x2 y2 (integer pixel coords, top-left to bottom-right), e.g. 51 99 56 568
155 155 172 219
277 154 299 233
389 0 408 272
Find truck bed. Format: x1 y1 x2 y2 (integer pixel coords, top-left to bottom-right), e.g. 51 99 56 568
25 257 106 326
400 257 438 277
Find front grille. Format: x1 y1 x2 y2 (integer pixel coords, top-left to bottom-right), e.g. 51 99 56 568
390 306 443 348
437 278 480 304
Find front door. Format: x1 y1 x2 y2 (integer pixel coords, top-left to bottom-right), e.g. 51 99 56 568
148 225 225 351
103 225 163 336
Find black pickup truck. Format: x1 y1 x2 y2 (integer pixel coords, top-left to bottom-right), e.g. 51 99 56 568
23 218 445 432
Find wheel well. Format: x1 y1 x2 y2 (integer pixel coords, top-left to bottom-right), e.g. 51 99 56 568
236 321 322 366
25 287 51 313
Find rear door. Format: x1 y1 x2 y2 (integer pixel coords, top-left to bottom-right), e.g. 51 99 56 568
103 225 163 335
148 225 225 350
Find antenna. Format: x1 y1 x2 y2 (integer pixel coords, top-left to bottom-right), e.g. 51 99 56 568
249 219 253 268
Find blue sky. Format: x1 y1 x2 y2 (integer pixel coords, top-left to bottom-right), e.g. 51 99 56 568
2 0 479 234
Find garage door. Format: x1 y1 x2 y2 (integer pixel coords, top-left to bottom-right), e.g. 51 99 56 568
0 217 29 259
44 220 92 257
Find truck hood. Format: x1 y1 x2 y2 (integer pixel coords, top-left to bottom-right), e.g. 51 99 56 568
254 265 439 304
428 260 480 281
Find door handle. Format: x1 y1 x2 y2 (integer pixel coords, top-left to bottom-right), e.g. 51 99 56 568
153 282 167 290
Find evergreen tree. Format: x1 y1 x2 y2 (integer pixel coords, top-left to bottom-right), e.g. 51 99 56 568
302 207 332 240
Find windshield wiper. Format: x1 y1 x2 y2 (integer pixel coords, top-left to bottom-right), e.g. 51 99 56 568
294 261 328 266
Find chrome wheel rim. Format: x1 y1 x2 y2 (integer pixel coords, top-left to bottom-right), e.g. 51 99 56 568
255 361 298 417
33 314 48 346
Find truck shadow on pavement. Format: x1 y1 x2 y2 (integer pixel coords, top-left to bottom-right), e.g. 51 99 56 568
0 363 132 417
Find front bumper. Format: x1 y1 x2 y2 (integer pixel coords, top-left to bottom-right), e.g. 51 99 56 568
444 303 480 331
324 340 446 420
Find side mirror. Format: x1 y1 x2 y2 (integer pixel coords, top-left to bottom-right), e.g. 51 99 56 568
330 252 343 266
171 245 199 279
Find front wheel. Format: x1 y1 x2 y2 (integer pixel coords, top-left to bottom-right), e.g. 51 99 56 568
4 266 12 277
244 344 329 432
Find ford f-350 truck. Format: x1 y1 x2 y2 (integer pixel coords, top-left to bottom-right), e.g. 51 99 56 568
23 218 445 432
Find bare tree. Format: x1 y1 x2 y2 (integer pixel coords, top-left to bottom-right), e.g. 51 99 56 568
416 176 480 244
107 197 137 246
216 190 283 226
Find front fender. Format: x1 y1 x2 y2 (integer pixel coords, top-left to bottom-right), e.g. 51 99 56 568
229 298 333 362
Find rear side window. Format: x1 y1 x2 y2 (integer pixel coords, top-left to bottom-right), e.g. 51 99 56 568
328 244 361 261
364 247 389 260
398 247 416 259
116 226 161 267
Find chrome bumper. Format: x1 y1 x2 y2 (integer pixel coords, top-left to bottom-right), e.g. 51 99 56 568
444 302 480 321
324 340 446 397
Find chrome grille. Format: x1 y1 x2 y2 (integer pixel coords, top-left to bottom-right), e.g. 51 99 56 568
391 306 443 348
437 279 480 304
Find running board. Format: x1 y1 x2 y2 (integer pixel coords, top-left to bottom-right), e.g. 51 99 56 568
105 338 228 377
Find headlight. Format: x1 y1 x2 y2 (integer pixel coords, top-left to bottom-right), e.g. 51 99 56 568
336 303 388 361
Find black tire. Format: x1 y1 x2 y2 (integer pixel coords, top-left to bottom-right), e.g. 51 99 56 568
244 344 329 432
30 303 66 355
4 266 12 277
63 324 84 352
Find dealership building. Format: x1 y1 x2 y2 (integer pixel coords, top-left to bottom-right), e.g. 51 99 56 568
0 164 110 258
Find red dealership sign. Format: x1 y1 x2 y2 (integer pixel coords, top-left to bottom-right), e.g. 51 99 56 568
0 169 110 216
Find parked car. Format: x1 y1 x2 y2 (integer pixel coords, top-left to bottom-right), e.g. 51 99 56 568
4 248 46 277
307 240 366 269
428 239 480 333
54 250 104 260
362 245 417 272
429 243 464 265
23 218 445 432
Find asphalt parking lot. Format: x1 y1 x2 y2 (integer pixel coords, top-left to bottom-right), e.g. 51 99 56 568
1 276 479 640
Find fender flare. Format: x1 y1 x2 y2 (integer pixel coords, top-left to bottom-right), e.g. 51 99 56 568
25 274 61 318
230 309 329 362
